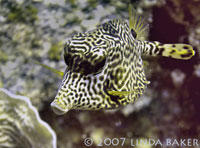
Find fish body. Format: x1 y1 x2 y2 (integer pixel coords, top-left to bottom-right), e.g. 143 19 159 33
50 7 195 115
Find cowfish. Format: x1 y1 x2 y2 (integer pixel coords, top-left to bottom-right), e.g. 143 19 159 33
49 5 195 115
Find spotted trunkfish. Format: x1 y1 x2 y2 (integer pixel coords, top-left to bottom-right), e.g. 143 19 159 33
43 5 195 115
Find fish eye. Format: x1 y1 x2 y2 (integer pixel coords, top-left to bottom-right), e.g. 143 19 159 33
93 58 106 74
131 29 137 38
64 51 106 75
64 41 106 75
64 45 72 66
79 58 106 75
64 53 71 65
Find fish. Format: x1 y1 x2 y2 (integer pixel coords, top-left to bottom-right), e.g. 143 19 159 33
48 5 195 115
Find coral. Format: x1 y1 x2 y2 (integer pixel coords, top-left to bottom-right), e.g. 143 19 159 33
0 50 8 63
4 1 38 24
48 41 63 61
0 88 56 148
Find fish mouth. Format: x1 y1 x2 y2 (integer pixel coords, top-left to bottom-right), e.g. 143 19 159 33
50 101 69 115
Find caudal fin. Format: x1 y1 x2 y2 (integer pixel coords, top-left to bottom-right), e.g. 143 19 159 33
142 41 195 60
156 42 195 60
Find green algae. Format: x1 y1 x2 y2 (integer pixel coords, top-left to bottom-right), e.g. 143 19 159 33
48 42 63 61
88 0 98 8
0 79 3 88
7 4 38 23
0 50 8 63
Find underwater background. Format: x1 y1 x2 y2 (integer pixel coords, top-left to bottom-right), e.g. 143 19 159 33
0 0 200 147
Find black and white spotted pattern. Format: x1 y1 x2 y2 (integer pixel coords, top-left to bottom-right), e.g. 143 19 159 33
50 18 194 114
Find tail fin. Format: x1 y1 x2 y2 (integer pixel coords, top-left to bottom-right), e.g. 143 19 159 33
142 41 195 60
155 42 195 60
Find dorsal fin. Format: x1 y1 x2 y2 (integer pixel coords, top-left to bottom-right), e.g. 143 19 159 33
128 4 149 41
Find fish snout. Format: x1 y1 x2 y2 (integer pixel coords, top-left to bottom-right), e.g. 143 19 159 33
50 100 69 115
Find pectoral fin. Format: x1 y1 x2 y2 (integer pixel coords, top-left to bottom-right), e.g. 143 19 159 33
34 61 64 78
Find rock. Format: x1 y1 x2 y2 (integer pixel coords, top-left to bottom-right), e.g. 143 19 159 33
170 69 185 88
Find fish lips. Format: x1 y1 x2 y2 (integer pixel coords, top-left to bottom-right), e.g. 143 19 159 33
50 101 69 115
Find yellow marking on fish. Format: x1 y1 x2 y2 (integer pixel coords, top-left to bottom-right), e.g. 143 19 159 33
108 90 136 97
